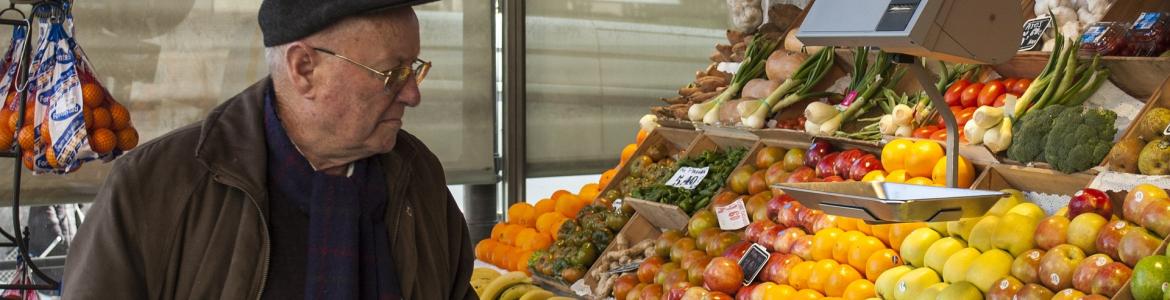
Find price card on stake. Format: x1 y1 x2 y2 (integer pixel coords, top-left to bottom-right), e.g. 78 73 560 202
715 199 750 230
737 243 771 285
1019 15 1052 51
665 167 709 190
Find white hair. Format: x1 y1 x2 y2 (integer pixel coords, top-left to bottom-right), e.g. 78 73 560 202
265 43 290 77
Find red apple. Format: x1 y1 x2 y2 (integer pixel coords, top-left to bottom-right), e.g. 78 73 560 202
744 220 777 243
1034 215 1070 250
720 240 751 261
848 153 883 181
764 163 790 186
1119 227 1161 266
682 287 710 299
1124 187 1156 223
1090 262 1132 297
615 274 640 300
834 149 864 177
987 276 1024 300
756 147 786 169
662 268 689 286
703 257 744 295
758 226 786 249
822 175 845 182
1095 219 1133 261
1038 244 1086 291
735 284 757 300
665 282 691 300
680 250 710 271
1139 198 1170 237
1014 283 1055 300
748 170 769 195
1069 188 1112 220
639 256 667 283
1071 254 1113 292
815 152 840 178
1011 249 1045 284
775 200 803 227
786 167 817 183
696 229 720 255
687 265 705 286
640 284 664 300
804 140 834 168
1079 295 1110 300
705 291 734 300
671 238 698 263
790 235 815 260
766 193 793 220
761 253 803 285
770 227 806 253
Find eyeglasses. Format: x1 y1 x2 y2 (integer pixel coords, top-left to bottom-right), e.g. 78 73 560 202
312 47 431 95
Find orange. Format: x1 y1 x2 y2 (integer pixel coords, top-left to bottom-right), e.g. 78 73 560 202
6 110 18 132
905 177 934 186
490 243 513 267
904 140 944 178
864 249 903 281
840 279 875 300
44 145 58 169
881 139 914 172
807 259 839 292
0 109 9 132
0 126 11 149
555 193 585 218
793 289 823 300
811 228 844 261
475 239 498 261
578 183 600 201
599 168 618 188
116 127 139 151
855 221 872 236
499 224 523 246
869 224 891 247
2 92 12 107
550 218 570 240
534 198 555 215
884 170 907 184
832 231 865 263
823 264 863 297
83 107 93 130
507 202 536 226
515 250 534 274
17 125 34 151
788 261 816 290
636 129 649 145
109 102 131 131
861 170 886 182
931 155 975 188
21 150 32 170
772 284 797 298
516 228 542 250
836 218 857 232
535 212 563 234
846 236 886 271
91 106 111 129
491 223 508 240
887 223 926 251
81 82 104 108
620 143 637 164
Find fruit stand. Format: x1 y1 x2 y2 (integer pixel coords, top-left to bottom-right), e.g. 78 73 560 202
470 0 1170 299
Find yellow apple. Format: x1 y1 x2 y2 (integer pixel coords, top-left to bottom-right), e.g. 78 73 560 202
987 195 1022 216
893 267 941 300
938 281 983 300
1008 203 1046 221
948 217 981 241
969 215 1001 252
1067 213 1107 253
916 282 950 300
966 249 1014 292
924 237 967 273
942 248 982 283
900 227 942 267
994 212 1040 256
928 222 950 236
876 265 914 299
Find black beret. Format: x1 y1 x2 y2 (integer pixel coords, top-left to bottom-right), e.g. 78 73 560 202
259 0 438 47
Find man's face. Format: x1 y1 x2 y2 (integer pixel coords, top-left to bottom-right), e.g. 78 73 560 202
311 9 421 157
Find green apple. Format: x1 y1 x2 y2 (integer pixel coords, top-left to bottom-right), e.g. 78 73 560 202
938 281 983 300
876 265 914 299
1007 203 1046 221
916 282 949 300
968 215 1001 252
893 267 941 300
901 227 942 267
924 237 967 273
994 212 1039 256
942 248 982 283
948 217 981 241
1067 213 1107 253
928 222 949 236
966 249 1014 292
987 194 1023 216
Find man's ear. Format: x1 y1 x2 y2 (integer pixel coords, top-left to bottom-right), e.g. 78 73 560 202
284 42 318 99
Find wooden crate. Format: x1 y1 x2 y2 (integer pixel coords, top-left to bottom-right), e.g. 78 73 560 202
995 52 1170 100
971 165 1098 215
1104 183 1170 300
582 213 662 292
598 127 701 199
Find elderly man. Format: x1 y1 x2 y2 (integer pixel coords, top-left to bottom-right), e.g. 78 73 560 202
62 0 476 299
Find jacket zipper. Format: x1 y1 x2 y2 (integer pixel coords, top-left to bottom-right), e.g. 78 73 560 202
216 176 271 300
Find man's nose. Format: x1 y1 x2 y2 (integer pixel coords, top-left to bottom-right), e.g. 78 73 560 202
395 77 421 107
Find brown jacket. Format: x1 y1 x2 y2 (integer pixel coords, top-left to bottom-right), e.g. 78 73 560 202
62 79 476 299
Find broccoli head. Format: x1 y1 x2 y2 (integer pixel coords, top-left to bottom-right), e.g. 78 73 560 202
1006 105 1068 163
1043 106 1117 173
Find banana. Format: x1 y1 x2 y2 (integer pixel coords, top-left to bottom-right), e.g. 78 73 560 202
547 297 576 300
498 284 539 300
471 278 493 296
517 289 554 300
478 271 532 300
473 267 501 282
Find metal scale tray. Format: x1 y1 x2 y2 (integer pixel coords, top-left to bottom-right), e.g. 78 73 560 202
774 182 1007 223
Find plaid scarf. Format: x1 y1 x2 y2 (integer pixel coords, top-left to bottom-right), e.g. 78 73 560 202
264 90 401 300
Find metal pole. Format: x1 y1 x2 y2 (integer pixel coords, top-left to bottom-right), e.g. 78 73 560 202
501 0 526 209
899 55 958 188
464 184 497 243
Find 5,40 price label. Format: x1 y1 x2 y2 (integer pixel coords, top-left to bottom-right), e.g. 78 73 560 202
665 167 709 190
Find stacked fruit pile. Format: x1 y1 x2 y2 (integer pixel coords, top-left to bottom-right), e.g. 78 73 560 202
472 268 573 300
475 186 597 274
862 138 976 188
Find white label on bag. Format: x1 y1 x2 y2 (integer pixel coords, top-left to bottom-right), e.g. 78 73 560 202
665 167 709 190
716 199 750 230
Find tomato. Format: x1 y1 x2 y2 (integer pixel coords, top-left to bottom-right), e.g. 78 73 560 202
913 126 939 139
1011 78 1032 94
959 130 968 143
943 79 969 107
1001 78 1018 91
977 80 1005 107
993 93 1014 107
960 82 984 108
929 129 947 141
957 107 976 127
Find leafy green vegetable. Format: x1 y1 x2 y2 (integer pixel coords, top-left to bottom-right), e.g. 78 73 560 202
1006 105 1067 162
1043 106 1117 173
631 147 747 214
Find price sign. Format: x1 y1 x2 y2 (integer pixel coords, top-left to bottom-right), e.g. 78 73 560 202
715 199 750 230
737 243 771 285
1019 16 1052 51
665 167 709 190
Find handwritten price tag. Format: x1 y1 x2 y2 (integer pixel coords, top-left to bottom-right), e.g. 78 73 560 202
665 167 709 190
715 199 750 231
1019 16 1052 51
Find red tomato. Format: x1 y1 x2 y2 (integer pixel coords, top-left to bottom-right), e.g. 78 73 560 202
957 107 976 127
944 79 969 107
1011 78 1032 94
960 83 984 108
959 131 968 143
977 80 1005 107
930 129 947 141
913 126 939 139
1001 78 1018 90
993 93 1013 107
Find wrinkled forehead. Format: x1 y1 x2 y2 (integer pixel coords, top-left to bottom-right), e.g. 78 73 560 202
332 8 421 60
